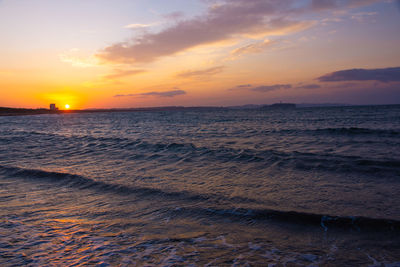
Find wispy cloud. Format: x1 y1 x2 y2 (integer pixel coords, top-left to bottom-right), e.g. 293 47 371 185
295 83 321 89
311 0 381 10
163 11 185 21
252 84 292 92
115 89 186 98
103 69 146 80
318 67 400 82
237 84 253 88
230 40 276 58
230 83 322 91
230 83 292 92
350 11 377 22
59 49 98 68
124 23 157 29
177 66 224 79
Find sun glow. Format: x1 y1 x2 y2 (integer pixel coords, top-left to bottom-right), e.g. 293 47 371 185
65 104 70 109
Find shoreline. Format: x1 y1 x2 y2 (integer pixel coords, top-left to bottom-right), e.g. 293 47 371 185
0 106 226 117
1 104 399 117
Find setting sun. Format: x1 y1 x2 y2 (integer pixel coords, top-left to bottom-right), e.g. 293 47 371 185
65 104 70 109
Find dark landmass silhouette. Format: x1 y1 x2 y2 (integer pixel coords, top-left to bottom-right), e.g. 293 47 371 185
0 106 225 116
2 103 396 117
261 103 296 109
0 107 58 116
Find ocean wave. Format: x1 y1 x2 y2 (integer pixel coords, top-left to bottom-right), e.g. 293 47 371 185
1 130 399 176
313 127 400 136
0 165 258 205
169 207 400 232
1 165 399 232
267 127 400 137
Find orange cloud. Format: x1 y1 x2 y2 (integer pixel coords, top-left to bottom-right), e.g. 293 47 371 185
115 89 186 98
103 69 147 80
176 66 224 79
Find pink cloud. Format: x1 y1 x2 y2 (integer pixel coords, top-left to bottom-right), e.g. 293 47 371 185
97 0 382 64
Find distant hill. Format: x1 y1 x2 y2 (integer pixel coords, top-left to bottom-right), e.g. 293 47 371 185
0 107 55 116
260 103 296 109
0 103 360 116
296 103 351 108
228 104 263 109
227 103 352 109
0 106 226 116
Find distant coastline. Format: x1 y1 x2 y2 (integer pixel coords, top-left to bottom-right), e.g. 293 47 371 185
0 107 62 116
0 106 225 116
1 103 398 117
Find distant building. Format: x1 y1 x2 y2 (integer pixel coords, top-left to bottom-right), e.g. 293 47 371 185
49 104 58 111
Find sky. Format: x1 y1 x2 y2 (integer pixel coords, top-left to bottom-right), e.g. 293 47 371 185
0 0 399 109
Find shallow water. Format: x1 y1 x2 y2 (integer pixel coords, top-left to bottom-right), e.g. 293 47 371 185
1 105 400 266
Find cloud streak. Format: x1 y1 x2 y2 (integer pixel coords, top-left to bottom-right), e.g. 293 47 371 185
230 40 276 57
237 84 253 88
230 83 293 92
104 69 146 80
311 0 381 10
318 67 400 82
59 50 98 68
115 90 186 98
177 66 224 79
252 84 292 92
296 83 321 89
231 83 323 92
124 23 155 29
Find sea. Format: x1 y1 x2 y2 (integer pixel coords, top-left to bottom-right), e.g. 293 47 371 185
0 105 399 266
